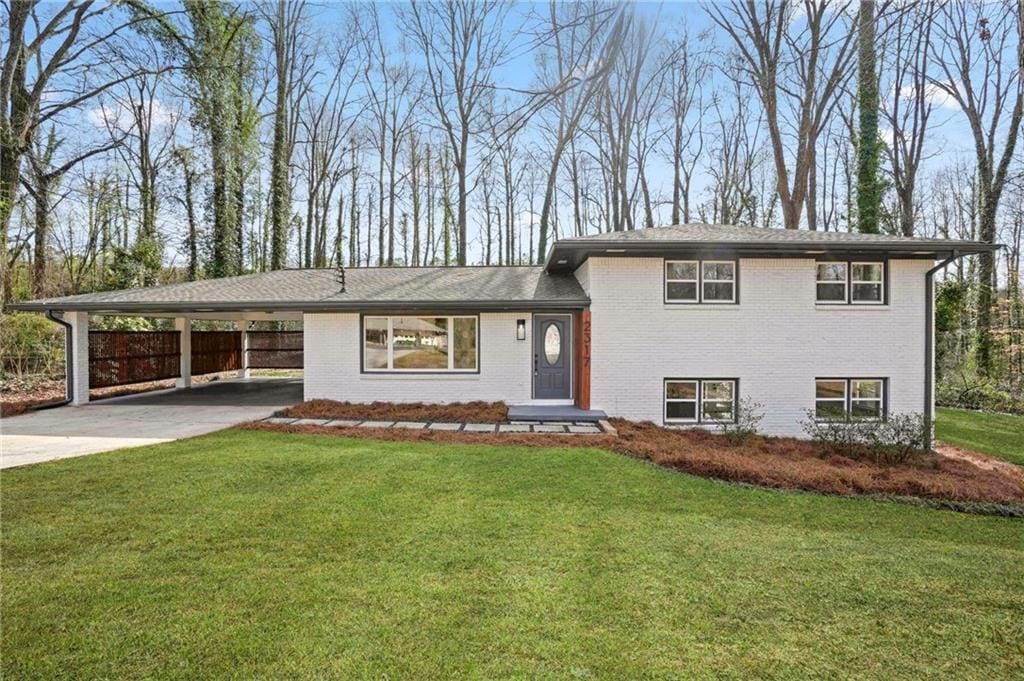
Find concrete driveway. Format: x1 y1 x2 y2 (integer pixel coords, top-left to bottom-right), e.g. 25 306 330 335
1 378 302 469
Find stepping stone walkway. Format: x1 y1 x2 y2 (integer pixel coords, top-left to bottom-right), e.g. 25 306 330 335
261 415 609 435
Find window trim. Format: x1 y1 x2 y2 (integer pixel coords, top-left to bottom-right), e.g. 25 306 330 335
814 377 887 422
701 261 737 304
664 378 739 425
815 260 887 306
360 314 480 374
664 259 740 305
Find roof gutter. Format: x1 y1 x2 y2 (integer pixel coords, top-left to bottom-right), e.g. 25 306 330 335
923 252 963 448
8 298 591 314
35 310 74 411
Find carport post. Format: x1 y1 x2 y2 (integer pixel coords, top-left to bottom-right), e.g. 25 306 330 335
237 320 250 379
67 311 90 405
176 317 191 389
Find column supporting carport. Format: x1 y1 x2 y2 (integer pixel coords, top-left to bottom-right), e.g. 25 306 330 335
66 311 90 405
176 317 192 389
237 319 250 379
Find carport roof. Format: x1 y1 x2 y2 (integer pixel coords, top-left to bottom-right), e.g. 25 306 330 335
10 266 590 314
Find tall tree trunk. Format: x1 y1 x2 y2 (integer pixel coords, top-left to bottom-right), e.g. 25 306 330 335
856 0 881 234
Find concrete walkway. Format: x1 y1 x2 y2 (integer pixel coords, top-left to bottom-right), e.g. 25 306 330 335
263 416 608 434
1 378 302 469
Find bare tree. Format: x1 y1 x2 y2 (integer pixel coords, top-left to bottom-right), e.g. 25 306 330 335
931 0 1024 374
881 0 937 237
708 0 858 230
399 0 517 265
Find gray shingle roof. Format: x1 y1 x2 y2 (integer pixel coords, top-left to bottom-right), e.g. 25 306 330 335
12 266 589 313
558 223 997 247
546 223 997 271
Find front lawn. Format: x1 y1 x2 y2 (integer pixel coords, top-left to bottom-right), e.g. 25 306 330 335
3 430 1022 679
937 408 1024 466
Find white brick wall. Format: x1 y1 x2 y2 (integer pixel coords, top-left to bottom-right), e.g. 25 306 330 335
579 257 930 437
304 312 534 404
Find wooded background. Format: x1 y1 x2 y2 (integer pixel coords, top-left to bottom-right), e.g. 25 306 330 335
1 0 1022 411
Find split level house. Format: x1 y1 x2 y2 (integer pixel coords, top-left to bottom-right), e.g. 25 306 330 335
13 224 997 439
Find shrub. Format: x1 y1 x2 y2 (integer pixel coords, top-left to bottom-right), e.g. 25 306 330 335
801 411 931 465
937 376 1023 415
716 397 765 446
0 312 64 378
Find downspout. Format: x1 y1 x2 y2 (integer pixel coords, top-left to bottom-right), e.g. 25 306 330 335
34 310 74 410
923 252 960 448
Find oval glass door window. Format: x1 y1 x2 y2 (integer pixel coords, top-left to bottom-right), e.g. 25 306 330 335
544 324 561 364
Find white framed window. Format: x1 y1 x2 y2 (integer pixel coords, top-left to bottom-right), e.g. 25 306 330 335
665 378 737 424
850 379 884 420
816 261 885 305
702 261 736 303
665 260 738 304
851 263 884 304
665 261 698 302
363 315 478 372
815 378 886 421
816 262 847 303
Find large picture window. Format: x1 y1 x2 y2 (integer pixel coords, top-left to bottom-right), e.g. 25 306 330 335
363 315 478 372
816 261 885 305
815 378 886 421
665 378 737 424
665 260 737 304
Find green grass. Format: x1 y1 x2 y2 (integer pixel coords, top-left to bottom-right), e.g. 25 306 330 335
2 430 1022 680
937 407 1024 466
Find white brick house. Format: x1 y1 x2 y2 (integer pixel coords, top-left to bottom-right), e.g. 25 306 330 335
13 225 996 439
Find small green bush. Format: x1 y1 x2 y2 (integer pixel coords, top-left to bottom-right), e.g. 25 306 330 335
800 411 931 465
716 397 765 446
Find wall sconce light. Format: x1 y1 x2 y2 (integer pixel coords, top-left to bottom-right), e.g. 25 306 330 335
516 319 526 341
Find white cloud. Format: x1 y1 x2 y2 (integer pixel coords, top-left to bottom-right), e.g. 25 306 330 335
899 82 961 111
88 98 179 131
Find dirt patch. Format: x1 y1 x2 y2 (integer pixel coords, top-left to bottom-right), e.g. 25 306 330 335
282 399 509 423
937 442 1024 484
243 411 1024 507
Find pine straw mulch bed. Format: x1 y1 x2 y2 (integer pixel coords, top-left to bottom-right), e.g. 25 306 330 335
244 407 1024 513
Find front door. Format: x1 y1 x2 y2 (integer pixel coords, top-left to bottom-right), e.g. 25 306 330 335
533 315 571 399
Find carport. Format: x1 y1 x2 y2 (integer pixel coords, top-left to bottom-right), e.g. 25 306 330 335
13 307 303 407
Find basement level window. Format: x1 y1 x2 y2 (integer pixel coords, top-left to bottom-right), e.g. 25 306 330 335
664 379 737 424
815 378 886 421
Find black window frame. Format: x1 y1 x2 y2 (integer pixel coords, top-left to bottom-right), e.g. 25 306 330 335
664 378 739 425
664 259 740 305
814 377 888 422
815 259 888 306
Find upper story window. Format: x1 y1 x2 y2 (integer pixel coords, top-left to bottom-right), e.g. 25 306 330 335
816 261 885 305
665 260 737 304
363 315 478 373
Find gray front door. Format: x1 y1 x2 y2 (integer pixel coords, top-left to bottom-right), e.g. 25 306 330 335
533 315 571 399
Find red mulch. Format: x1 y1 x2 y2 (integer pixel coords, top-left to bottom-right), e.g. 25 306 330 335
282 399 509 423
243 412 1024 506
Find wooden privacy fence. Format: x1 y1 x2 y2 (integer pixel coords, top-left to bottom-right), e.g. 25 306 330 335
190 331 242 375
89 331 180 388
248 331 304 369
88 330 304 388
